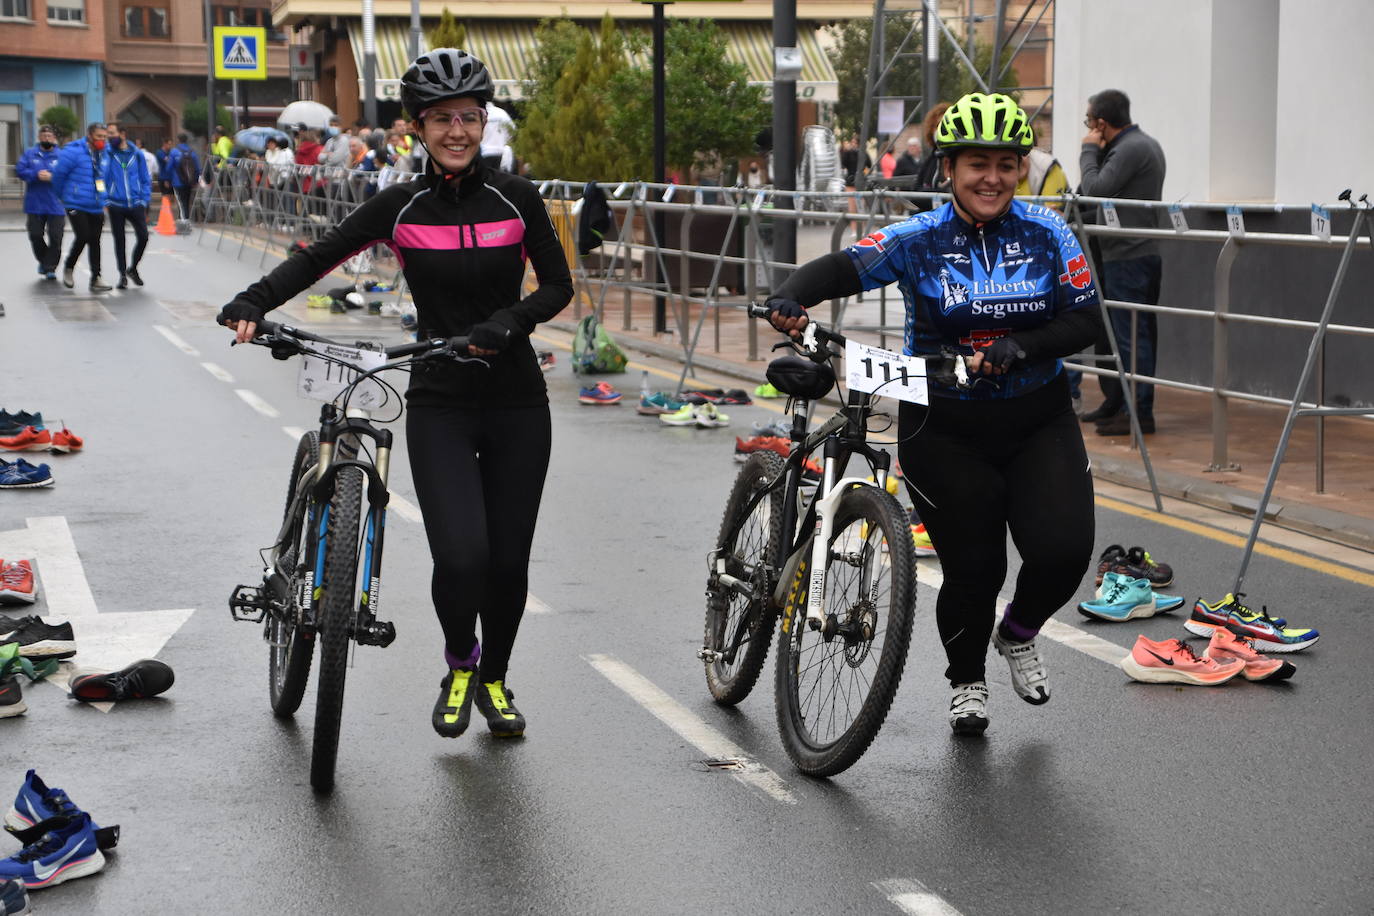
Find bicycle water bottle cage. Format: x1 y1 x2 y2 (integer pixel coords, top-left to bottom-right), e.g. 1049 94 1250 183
766 355 836 401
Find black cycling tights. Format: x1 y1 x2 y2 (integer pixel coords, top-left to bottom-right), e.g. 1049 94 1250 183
406 404 551 683
897 373 1094 686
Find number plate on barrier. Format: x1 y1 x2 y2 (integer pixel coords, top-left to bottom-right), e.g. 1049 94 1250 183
297 343 388 409
844 341 928 405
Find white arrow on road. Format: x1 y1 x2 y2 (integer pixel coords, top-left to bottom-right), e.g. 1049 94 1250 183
0 516 194 712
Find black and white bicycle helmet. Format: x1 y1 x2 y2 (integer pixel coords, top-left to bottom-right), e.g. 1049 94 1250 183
400 48 494 116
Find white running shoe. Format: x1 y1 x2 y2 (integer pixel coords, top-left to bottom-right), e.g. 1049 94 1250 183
949 681 989 734
693 403 730 428
992 626 1050 705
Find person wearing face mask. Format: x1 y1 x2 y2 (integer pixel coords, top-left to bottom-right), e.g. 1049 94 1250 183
16 125 65 280
103 123 152 288
218 50 572 742
764 93 1102 736
50 122 113 291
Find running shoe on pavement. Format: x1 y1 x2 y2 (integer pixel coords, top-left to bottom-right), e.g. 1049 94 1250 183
69 659 175 701
0 562 36 605
659 404 696 426
0 812 105 889
432 667 476 738
754 382 784 399
4 770 81 830
578 382 623 405
0 673 23 720
1183 593 1316 652
1078 572 1181 621
1120 635 1244 685
716 389 753 406
0 618 75 660
0 428 51 453
474 679 525 737
1125 546 1173 587
1203 624 1296 683
0 460 53 489
0 878 29 916
911 523 936 558
733 435 790 462
0 413 42 438
636 392 685 416
537 350 556 373
752 420 791 439
694 404 730 428
48 428 83 453
949 681 989 735
991 623 1050 705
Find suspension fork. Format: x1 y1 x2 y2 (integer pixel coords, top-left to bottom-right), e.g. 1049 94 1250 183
358 442 391 623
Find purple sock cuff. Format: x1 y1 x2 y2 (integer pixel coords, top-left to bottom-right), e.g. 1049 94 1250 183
999 605 1039 642
445 642 480 670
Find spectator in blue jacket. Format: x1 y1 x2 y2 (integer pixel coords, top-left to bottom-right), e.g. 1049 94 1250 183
16 125 65 280
50 122 113 291
104 122 152 289
155 138 173 194
167 132 201 223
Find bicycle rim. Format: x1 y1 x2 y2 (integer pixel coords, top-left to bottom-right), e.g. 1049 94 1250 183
705 451 785 705
775 486 916 776
310 464 363 793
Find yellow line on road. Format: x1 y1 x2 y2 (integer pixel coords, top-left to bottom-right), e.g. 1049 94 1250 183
1096 494 1374 588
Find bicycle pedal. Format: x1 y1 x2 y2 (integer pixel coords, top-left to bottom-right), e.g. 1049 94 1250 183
697 647 721 663
355 619 396 647
229 584 269 623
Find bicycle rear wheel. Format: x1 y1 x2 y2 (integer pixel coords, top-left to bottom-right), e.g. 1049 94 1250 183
268 432 318 716
775 484 916 776
310 464 364 793
704 451 785 705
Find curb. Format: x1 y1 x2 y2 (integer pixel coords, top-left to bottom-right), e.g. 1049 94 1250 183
580 320 1374 554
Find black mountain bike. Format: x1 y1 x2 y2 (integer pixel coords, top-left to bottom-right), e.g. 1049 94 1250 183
229 319 472 792
701 305 919 776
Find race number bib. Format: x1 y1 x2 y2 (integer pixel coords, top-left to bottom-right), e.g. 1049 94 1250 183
844 340 928 405
297 342 388 409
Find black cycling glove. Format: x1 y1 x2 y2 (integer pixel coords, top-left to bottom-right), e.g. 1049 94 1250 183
469 320 513 352
982 337 1027 372
765 296 806 320
218 302 266 326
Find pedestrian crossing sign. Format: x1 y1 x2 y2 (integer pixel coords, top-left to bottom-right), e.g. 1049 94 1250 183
214 26 267 80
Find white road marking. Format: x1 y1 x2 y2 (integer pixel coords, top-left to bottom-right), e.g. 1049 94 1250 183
153 324 199 356
874 878 964 916
388 492 423 524
584 653 797 805
524 593 553 614
0 516 96 618
282 426 307 441
201 361 234 383
235 389 280 418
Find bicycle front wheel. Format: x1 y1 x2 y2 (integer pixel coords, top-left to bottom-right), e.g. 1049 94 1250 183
704 451 785 705
268 432 318 716
774 484 916 776
310 464 364 793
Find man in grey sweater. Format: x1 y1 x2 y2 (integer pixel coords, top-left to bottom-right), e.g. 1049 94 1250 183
1078 89 1167 435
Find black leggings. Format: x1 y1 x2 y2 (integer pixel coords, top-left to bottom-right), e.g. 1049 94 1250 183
64 209 103 276
108 204 148 275
898 373 1095 685
406 403 551 682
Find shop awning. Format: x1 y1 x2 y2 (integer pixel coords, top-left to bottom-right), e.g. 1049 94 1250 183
348 19 838 103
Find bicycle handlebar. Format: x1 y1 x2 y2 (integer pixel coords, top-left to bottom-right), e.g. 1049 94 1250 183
747 302 847 353
251 319 471 360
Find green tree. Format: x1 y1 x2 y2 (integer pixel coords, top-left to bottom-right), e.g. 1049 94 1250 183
607 19 768 176
426 8 466 50
37 105 79 140
182 98 234 138
827 14 1020 138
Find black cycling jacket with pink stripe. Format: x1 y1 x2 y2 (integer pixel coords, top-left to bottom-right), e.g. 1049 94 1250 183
225 161 573 407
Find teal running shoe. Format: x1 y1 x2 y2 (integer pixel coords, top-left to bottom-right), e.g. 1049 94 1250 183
1078 572 1169 621
636 391 685 416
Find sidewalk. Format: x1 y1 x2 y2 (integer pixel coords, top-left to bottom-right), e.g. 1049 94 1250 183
554 283 1374 554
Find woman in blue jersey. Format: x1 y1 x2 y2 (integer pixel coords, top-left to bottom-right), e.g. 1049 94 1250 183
767 93 1102 735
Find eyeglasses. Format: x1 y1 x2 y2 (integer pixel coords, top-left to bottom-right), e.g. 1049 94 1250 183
1083 115 1099 128
421 107 487 129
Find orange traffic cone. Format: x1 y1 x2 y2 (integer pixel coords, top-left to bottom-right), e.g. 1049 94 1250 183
155 195 176 236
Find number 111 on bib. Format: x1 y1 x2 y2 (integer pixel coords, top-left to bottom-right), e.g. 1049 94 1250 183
844 340 928 405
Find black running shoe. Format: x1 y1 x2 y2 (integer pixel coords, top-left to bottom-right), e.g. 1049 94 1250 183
0 676 24 720
474 680 525 737
432 668 475 738
0 618 75 660
69 659 174 701
0 877 30 916
127 266 143 286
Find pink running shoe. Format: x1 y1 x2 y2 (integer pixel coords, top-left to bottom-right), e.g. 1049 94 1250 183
1203 624 1296 683
1119 635 1244 686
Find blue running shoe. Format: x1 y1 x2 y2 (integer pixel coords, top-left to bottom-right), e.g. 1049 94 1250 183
0 813 104 889
4 771 81 831
0 460 53 490
0 878 30 916
1078 572 1160 621
0 413 41 438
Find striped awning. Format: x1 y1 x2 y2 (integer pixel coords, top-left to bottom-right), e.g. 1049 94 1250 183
348 19 838 103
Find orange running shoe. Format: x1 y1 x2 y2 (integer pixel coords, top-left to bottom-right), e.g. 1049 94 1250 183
0 426 51 452
1119 635 1244 686
49 428 83 453
1203 624 1296 683
733 435 790 463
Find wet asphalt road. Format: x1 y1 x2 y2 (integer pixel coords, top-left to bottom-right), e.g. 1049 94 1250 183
1 226 1372 915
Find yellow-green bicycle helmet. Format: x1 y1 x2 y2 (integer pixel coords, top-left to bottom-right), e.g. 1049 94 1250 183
934 92 1034 155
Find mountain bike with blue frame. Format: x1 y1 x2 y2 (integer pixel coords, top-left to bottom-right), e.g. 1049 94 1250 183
701 304 919 776
228 319 473 792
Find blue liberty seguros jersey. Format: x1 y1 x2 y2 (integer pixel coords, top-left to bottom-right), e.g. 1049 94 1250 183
844 199 1099 399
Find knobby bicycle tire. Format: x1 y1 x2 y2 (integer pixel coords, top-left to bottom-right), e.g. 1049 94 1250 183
704 451 786 705
774 484 916 776
268 432 318 716
310 464 364 792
